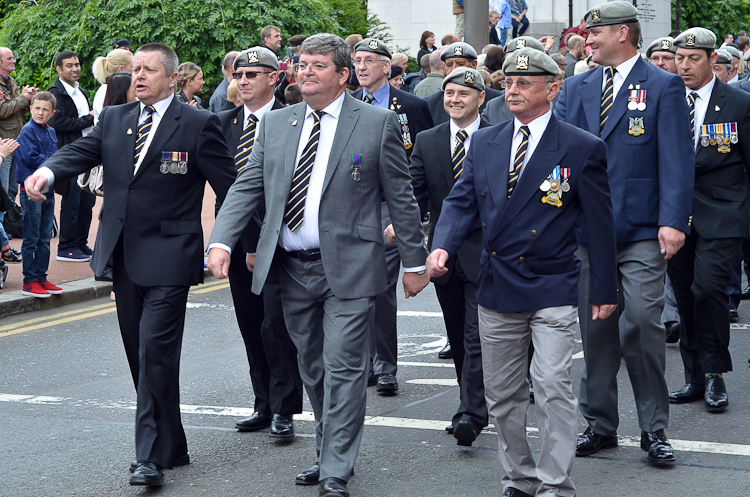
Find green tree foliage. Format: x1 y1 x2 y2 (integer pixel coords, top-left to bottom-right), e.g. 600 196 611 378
673 0 750 39
0 0 373 93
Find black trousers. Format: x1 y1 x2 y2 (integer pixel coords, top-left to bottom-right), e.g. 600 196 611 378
112 239 189 469
667 231 741 383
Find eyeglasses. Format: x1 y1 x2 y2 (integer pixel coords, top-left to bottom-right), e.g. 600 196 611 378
501 79 546 90
353 58 386 67
294 62 332 72
232 71 273 80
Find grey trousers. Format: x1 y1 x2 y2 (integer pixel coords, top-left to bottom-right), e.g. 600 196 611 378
577 241 669 435
479 305 578 497
276 255 374 482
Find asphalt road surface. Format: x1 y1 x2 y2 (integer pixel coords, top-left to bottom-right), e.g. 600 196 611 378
2 277 750 496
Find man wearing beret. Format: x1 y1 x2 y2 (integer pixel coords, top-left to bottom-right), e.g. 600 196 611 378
647 37 677 74
555 1 695 464
216 47 303 441
712 49 735 83
407 67 490 446
667 27 750 413
423 42 504 125
427 48 617 497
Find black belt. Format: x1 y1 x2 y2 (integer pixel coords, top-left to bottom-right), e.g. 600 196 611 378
282 248 322 261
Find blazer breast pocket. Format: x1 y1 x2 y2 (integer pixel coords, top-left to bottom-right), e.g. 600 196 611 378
712 185 745 202
357 225 383 245
619 114 655 145
161 220 202 236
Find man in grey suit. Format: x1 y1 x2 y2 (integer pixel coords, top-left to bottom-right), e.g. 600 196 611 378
207 34 429 497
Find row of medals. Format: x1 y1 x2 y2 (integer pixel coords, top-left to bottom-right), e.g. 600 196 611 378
701 134 737 153
540 178 570 193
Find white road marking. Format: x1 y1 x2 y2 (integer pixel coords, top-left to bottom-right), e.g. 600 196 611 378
397 361 456 368
397 311 443 317
406 379 458 386
572 351 584 360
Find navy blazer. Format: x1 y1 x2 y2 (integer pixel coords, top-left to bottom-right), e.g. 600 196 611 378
432 114 618 313
555 56 695 244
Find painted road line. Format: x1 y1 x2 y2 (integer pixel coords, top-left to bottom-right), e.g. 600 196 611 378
397 361 456 368
406 379 458 386
191 282 231 294
0 307 118 339
0 301 115 332
397 311 443 317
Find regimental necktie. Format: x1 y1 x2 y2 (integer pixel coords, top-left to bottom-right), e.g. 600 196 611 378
134 105 156 167
508 126 530 198
364 93 375 104
235 114 258 172
284 110 324 232
452 129 468 181
688 92 698 142
600 67 616 135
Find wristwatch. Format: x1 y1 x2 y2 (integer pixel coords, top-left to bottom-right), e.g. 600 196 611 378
417 270 426 275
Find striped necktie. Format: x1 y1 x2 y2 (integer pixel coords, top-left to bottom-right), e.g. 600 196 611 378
508 126 530 198
364 93 375 104
235 114 258 172
600 67 616 135
284 110 324 232
452 129 468 181
134 105 156 167
687 92 698 143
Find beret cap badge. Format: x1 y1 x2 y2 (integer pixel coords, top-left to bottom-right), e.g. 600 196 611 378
517 39 526 49
661 40 671 50
454 46 463 56
591 10 601 23
464 72 475 84
368 40 379 50
686 34 695 46
516 54 529 70
248 51 259 64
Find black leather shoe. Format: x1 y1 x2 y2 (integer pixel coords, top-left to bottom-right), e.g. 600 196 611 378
742 287 750 300
730 307 739 322
319 477 349 497
665 322 680 344
438 343 453 359
367 369 377 387
669 383 705 403
129 461 164 486
640 429 676 464
453 420 479 446
130 453 189 473
376 373 398 394
95 266 113 282
500 487 534 497
445 424 454 434
295 463 320 485
576 425 618 456
235 411 271 431
269 414 294 439
705 374 729 412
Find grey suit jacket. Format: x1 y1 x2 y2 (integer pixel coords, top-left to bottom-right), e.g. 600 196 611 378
210 93 428 298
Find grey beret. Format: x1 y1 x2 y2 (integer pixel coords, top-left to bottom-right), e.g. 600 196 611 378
724 46 742 60
585 1 638 28
503 47 562 77
744 50 750 62
288 35 307 47
504 36 546 53
673 27 717 50
354 38 392 59
716 49 732 64
233 47 278 71
440 42 478 61
646 37 676 58
441 67 485 92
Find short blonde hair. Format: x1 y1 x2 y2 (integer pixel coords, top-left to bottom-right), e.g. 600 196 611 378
176 62 202 90
92 49 133 84
227 79 239 105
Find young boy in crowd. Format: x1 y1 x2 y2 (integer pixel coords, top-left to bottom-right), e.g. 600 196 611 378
16 91 63 298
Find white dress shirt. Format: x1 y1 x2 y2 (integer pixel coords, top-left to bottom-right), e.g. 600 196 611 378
449 115 482 156
243 96 275 130
60 79 93 137
602 52 641 104
509 109 552 177
687 75 716 149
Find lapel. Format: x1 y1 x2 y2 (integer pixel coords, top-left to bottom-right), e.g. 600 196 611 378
580 67 604 135
123 103 140 180
133 97 181 182
284 103 307 190
321 95 360 194
601 57 648 141
697 80 727 158
230 106 244 151
494 115 565 237
485 122 514 222
435 124 454 189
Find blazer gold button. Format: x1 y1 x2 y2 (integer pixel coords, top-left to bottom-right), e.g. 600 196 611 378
519 256 525 262
490 251 497 257
482 223 486 228
481 192 486 197
531 230 537 236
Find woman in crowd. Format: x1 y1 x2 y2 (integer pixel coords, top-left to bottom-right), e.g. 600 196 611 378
91 49 132 125
175 62 205 109
103 71 135 107
226 80 242 107
388 65 404 90
417 31 436 62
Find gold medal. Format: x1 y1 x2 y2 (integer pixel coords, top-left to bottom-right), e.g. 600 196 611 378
724 136 730 145
549 180 560 192
709 137 717 146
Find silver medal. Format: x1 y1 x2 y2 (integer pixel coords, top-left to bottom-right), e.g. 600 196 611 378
731 133 738 144
351 169 361 182
160 162 169 174
169 162 178 174
637 102 646 111
178 163 188 175
628 101 637 111
561 180 570 193
701 136 709 147
540 179 551 192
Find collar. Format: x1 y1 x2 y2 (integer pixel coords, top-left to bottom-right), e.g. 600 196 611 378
728 74 739 84
689 74 716 101
244 97 275 124
139 93 174 117
513 108 552 140
610 52 641 81
59 78 80 96
450 115 481 138
426 73 443 79
0 73 10 84
365 80 390 103
305 91 346 120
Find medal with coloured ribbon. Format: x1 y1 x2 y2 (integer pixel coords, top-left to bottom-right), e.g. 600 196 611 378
160 151 188 175
540 165 565 208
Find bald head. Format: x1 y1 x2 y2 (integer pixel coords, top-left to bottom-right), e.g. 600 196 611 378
429 49 444 74
567 35 586 60
0 47 15 78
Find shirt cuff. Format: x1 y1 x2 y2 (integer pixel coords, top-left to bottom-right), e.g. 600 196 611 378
207 242 232 255
403 265 427 273
37 166 55 193
246 252 256 257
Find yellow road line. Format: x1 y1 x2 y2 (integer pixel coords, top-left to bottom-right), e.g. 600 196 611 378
0 308 118 338
0 301 115 332
191 282 230 294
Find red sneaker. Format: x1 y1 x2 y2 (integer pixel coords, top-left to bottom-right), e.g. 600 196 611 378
39 280 64 295
22 281 50 298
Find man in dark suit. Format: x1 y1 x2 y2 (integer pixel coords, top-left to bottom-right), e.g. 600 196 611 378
424 42 503 125
25 43 237 487
217 47 303 438
207 34 429 497
555 2 695 464
427 48 617 497
667 28 750 412
350 38 433 395
407 67 488 446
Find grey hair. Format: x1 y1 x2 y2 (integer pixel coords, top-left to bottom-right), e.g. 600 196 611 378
300 33 352 72
135 43 179 75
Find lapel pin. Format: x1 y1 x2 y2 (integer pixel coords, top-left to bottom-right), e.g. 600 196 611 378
233 118 237 124
715 105 720 112
292 120 298 126
126 128 132 135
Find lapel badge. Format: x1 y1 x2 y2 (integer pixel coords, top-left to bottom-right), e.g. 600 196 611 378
516 54 529 70
661 40 671 50
686 34 695 47
127 128 133 135
628 116 645 136
233 118 237 124
516 39 526 49
464 72 475 85
715 105 720 112
368 40 379 50
591 10 601 23
454 46 463 56
292 119 298 126
248 51 259 64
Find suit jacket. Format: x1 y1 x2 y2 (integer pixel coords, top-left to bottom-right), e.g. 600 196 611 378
350 84 433 158
47 78 95 149
432 114 618 313
209 94 428 297
409 119 490 284
555 56 695 244
425 86 504 126
218 99 285 252
40 96 237 286
736 78 750 92
691 79 750 239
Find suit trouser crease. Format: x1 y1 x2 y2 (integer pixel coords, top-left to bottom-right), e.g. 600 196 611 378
369 222 400 376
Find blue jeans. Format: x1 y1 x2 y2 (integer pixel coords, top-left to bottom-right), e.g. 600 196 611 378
20 192 55 284
512 17 529 38
58 179 95 252
499 27 509 46
0 152 16 246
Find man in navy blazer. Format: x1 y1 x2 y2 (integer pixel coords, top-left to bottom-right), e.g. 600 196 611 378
428 49 617 497
554 2 694 464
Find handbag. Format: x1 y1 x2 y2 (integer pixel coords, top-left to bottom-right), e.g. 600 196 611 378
77 165 104 196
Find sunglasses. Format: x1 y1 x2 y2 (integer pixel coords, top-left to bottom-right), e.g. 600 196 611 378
232 71 273 80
